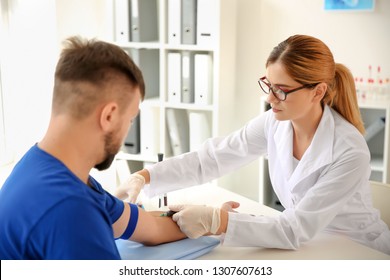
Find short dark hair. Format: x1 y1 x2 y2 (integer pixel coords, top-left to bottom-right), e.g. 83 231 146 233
52 36 145 118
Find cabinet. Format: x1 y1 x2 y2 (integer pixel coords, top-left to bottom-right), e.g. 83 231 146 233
258 98 284 211
112 0 237 176
258 97 390 211
358 99 390 183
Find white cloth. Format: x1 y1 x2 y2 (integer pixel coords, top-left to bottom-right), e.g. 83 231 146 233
145 106 390 254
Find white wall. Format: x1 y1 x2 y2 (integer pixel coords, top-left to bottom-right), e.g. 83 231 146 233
55 0 113 45
1 0 57 162
256 0 390 79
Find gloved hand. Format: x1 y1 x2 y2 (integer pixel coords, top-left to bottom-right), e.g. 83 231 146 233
169 205 221 239
113 173 145 203
221 201 240 212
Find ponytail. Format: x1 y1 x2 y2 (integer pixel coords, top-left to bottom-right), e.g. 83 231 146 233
323 63 365 134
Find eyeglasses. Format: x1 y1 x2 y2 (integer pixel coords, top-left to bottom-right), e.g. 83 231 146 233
258 76 319 101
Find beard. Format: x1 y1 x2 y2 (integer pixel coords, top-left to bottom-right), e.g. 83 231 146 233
94 131 121 171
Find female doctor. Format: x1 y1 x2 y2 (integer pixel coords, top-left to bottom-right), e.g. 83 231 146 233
115 34 390 254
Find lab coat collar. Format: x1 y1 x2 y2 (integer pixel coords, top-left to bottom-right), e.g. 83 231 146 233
274 106 334 186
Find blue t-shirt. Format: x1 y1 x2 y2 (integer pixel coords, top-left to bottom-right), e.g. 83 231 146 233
0 144 137 259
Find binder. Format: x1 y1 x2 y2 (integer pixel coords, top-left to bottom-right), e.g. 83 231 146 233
194 53 212 105
196 0 217 47
140 105 160 155
129 48 159 99
168 0 181 45
115 159 131 186
166 108 189 156
130 0 158 42
114 0 130 42
167 52 182 104
188 111 211 151
123 115 140 154
364 117 385 142
181 0 197 45
181 51 195 103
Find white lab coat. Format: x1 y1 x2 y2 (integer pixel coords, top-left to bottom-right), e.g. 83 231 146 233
145 106 390 254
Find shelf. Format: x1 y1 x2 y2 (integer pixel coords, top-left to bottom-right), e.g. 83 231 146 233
114 41 162 50
164 44 215 52
358 98 390 109
141 98 162 107
113 0 235 172
116 151 158 163
164 102 214 111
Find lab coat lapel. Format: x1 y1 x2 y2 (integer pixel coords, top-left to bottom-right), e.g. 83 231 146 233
274 120 294 180
288 106 334 188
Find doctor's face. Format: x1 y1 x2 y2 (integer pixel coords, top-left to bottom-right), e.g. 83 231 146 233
264 62 318 122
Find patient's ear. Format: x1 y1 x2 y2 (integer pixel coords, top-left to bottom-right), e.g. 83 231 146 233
99 102 119 132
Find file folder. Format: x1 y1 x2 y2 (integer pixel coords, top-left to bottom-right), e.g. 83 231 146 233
116 236 220 260
167 52 182 103
166 108 189 156
129 48 159 99
188 111 211 151
124 115 140 154
168 0 181 45
140 105 160 156
114 0 130 42
181 0 197 44
181 51 195 103
196 0 217 47
130 0 158 42
194 53 212 105
364 117 385 142
115 159 131 186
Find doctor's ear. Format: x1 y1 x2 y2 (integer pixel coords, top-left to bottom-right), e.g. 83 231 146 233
312 82 327 102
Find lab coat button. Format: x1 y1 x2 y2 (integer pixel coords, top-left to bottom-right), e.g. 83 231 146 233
359 223 366 229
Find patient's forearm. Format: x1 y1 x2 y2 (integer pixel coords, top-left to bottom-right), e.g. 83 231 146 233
130 208 186 245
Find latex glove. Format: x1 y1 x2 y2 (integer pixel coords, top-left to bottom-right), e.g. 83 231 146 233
169 205 221 239
221 201 240 213
113 173 145 203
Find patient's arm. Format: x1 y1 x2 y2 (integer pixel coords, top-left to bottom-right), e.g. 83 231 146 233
112 203 186 246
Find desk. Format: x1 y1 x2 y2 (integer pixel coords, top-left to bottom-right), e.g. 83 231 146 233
141 184 390 260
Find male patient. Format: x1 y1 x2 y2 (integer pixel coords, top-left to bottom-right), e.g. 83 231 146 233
0 36 185 259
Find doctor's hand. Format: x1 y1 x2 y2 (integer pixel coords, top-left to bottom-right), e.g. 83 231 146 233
169 205 222 239
113 173 145 203
221 201 240 213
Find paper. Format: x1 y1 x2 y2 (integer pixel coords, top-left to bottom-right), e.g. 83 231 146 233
116 236 220 260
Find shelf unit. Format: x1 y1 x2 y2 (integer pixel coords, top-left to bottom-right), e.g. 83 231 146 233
358 98 390 183
258 97 390 210
258 97 284 211
112 0 237 174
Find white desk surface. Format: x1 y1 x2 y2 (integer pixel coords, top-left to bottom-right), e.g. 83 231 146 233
141 184 390 260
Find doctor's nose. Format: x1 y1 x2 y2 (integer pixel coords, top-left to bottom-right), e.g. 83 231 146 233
266 89 280 104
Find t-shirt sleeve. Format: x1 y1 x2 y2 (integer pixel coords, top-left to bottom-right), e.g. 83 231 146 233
103 191 139 240
104 190 125 224
119 203 139 240
27 197 121 260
